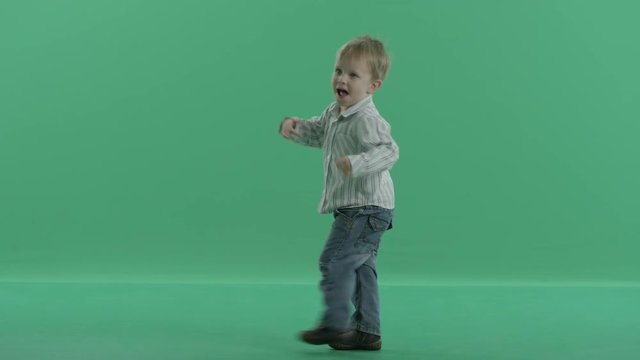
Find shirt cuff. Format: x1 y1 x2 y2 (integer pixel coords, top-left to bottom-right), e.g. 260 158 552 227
347 154 366 178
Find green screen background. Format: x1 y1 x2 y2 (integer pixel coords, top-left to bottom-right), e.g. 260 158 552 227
1 0 638 285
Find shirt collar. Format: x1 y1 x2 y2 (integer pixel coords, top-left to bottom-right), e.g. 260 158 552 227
330 95 373 119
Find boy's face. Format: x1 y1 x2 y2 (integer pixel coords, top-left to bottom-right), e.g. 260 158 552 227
332 56 381 111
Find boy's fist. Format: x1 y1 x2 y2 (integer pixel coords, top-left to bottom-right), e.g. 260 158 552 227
280 117 303 139
336 156 352 176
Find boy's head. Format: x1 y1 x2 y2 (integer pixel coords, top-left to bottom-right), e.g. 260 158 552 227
333 35 391 111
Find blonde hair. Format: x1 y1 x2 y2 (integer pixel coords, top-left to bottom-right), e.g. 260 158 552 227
337 35 391 81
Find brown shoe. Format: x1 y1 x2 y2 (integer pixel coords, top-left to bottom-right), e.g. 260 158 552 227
329 330 382 351
299 327 345 345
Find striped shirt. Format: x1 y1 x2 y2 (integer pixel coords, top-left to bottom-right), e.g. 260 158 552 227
289 95 399 214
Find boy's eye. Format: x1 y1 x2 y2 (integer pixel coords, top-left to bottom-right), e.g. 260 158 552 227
350 73 358 78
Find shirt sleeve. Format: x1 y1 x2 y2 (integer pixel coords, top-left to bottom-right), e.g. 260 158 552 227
347 116 399 178
287 110 328 148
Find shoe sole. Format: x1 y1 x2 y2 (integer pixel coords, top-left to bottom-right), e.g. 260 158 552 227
329 340 382 351
299 333 343 345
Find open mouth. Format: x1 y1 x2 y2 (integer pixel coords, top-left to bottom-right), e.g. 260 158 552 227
336 89 349 97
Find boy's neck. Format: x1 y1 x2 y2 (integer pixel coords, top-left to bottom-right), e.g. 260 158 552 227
338 96 370 115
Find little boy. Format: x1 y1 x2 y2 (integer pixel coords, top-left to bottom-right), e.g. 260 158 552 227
279 35 399 351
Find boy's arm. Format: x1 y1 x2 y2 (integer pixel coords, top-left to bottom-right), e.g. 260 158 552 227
280 113 327 148
346 116 399 178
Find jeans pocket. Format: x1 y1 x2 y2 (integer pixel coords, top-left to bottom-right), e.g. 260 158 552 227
368 216 390 232
334 207 363 220
356 215 390 251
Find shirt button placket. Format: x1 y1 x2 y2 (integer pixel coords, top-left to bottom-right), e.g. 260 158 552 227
322 115 339 210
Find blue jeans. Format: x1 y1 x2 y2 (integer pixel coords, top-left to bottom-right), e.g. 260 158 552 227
318 205 393 336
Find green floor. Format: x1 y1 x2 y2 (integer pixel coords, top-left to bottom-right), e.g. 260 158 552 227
1 282 639 360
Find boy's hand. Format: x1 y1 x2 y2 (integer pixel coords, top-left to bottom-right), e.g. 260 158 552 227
280 117 303 139
336 156 352 176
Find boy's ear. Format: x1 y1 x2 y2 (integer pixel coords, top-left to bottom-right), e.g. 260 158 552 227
368 80 383 94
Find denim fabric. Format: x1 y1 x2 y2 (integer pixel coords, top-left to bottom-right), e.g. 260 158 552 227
318 205 393 336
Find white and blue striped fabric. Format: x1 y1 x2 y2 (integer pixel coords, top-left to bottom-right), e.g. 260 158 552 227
288 96 399 214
